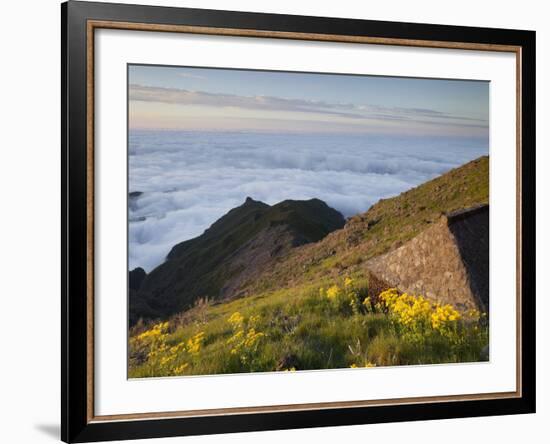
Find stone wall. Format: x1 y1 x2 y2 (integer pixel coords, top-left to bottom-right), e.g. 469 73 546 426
366 205 489 312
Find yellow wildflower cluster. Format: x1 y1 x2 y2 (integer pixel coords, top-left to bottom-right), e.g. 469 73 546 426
326 285 341 301
173 362 189 375
186 332 205 356
148 342 168 360
361 296 378 313
227 328 264 356
350 361 376 369
226 312 265 368
320 277 362 315
431 305 461 329
131 320 208 376
378 288 462 339
227 311 244 329
169 342 186 355
137 321 169 341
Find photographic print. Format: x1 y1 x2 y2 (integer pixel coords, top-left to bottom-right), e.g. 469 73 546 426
127 64 490 378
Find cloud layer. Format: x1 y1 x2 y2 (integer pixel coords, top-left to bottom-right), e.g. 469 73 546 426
128 131 488 271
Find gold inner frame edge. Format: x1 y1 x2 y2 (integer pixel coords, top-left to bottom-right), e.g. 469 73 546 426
85 19 523 423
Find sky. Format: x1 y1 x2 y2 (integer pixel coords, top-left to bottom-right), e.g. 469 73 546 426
128 64 489 137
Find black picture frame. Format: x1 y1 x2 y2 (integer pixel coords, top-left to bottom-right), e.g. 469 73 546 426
61 1 536 442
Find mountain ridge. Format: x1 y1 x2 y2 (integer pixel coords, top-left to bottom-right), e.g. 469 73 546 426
130 197 345 324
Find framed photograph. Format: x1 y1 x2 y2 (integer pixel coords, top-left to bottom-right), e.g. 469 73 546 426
61 1 536 442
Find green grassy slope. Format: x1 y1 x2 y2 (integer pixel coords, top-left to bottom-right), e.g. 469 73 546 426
129 275 488 377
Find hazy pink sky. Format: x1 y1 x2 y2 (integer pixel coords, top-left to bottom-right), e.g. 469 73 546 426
128 64 489 137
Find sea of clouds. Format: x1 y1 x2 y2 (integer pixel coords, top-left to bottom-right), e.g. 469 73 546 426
128 131 488 271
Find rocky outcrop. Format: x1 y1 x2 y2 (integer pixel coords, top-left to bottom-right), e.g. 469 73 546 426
129 267 147 291
366 204 488 312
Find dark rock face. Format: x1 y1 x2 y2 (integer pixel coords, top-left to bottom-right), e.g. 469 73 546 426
447 205 489 311
128 267 147 326
130 197 345 324
129 267 147 291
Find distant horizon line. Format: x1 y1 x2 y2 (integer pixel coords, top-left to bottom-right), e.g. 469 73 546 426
128 127 490 140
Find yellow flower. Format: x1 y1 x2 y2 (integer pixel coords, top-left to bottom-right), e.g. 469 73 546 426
173 363 189 375
377 288 465 339
351 361 376 368
228 312 244 329
186 332 205 356
137 321 169 341
169 342 186 354
160 354 176 366
326 285 341 300
227 329 243 345
344 277 354 288
379 288 400 308
244 328 265 348
430 304 461 331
